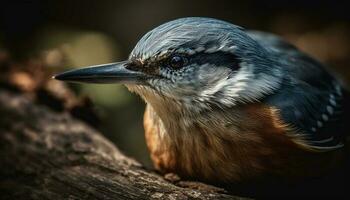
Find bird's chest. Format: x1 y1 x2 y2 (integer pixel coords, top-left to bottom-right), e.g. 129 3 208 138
143 103 338 183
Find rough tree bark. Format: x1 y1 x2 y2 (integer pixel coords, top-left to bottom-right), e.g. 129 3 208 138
0 87 250 200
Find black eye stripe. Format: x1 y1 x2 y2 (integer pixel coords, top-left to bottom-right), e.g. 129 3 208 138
133 50 240 71
165 51 240 65
187 51 240 69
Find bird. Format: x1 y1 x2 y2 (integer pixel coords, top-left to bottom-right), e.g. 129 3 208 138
54 17 349 196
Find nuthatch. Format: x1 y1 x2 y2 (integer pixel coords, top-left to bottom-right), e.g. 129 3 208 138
54 17 349 186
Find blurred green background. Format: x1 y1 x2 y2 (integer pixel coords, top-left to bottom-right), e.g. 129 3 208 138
1 0 349 167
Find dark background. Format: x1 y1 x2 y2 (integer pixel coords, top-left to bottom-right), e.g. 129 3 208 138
1 0 349 167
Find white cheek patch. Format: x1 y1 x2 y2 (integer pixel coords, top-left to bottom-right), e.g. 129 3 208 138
200 66 249 98
217 64 254 105
200 62 281 107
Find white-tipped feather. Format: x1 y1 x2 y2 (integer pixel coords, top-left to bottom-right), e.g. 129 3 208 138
307 84 343 145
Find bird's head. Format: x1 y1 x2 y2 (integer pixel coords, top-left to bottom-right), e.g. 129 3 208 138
55 17 283 114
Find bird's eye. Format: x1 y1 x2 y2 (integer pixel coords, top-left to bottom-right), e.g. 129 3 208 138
169 55 187 69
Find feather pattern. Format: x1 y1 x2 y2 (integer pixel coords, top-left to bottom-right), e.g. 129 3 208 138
248 31 349 150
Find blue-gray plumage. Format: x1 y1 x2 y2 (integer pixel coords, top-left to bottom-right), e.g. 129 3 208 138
248 31 346 149
54 17 349 191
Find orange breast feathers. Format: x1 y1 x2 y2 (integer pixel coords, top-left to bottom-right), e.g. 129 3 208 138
143 103 343 183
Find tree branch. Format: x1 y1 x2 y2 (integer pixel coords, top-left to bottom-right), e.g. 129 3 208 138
0 89 249 200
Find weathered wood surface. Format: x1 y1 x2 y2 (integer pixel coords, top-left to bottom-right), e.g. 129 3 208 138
0 88 249 200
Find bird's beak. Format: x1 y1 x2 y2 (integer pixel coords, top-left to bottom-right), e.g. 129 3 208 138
53 61 147 84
